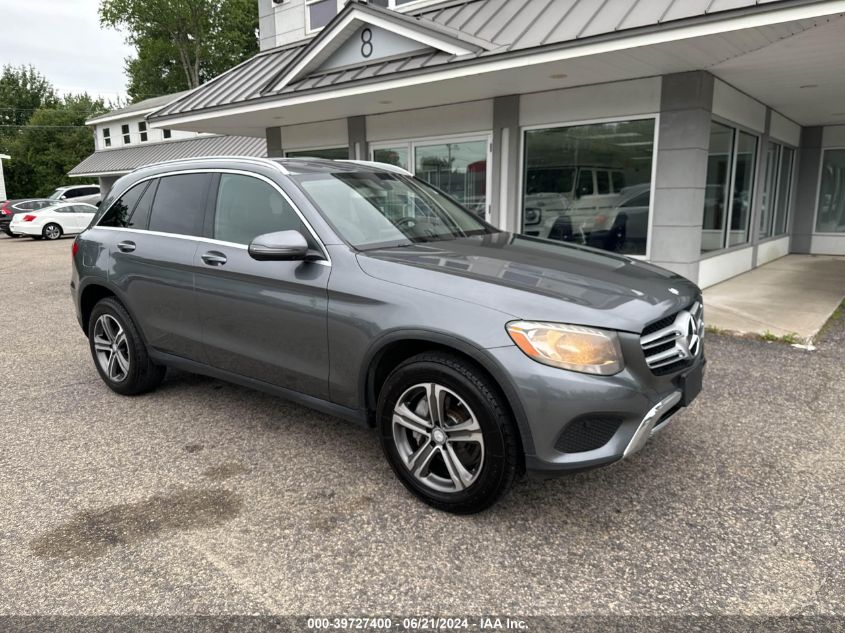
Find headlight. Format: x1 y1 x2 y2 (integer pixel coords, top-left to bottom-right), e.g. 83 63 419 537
506 321 624 375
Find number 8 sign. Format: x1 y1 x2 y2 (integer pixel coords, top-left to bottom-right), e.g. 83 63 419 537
361 28 373 58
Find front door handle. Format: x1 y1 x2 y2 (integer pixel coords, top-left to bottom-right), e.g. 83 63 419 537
201 251 227 266
117 240 135 253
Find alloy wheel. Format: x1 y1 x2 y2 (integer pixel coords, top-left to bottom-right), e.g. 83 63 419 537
391 383 485 493
44 224 61 240
92 314 130 382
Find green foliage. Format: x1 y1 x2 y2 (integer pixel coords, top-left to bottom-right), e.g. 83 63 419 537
99 0 258 100
0 65 106 198
761 330 800 345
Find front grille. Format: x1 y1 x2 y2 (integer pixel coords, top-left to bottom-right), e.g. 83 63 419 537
640 301 703 375
555 416 623 453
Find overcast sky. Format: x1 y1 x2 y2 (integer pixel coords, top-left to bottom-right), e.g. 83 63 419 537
0 0 134 103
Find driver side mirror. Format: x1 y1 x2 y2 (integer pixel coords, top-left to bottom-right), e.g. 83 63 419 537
248 230 311 262
59 195 67 200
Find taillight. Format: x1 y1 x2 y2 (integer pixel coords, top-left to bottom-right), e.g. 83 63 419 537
72 239 80 258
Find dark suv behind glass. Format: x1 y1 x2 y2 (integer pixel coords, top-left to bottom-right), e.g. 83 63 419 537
71 157 705 513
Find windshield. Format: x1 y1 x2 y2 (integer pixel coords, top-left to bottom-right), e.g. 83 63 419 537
48 189 65 200
295 172 498 250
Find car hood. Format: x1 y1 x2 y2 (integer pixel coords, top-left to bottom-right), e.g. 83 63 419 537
356 232 701 334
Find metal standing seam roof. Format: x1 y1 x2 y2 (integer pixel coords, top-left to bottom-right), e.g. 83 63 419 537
86 91 191 125
150 0 792 121
69 135 267 177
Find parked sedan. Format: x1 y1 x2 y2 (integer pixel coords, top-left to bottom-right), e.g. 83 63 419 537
0 199 54 236
9 201 97 240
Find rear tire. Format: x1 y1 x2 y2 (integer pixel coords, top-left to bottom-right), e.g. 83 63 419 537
88 297 165 396
377 352 519 514
43 223 62 240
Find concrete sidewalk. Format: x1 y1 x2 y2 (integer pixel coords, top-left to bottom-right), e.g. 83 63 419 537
703 254 845 342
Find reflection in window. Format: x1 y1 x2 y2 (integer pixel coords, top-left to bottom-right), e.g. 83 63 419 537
286 147 349 160
521 119 655 255
373 147 409 171
728 131 757 247
816 149 845 233
414 140 488 218
214 174 302 245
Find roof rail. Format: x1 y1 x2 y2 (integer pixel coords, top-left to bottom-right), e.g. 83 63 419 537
137 155 289 175
339 160 412 176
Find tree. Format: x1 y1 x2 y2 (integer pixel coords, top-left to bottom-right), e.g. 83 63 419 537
99 0 258 101
0 65 59 154
5 94 106 198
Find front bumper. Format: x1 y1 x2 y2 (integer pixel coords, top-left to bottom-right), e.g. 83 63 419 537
487 332 704 475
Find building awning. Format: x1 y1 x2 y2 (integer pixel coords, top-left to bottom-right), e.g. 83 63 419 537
68 135 266 177
147 0 839 134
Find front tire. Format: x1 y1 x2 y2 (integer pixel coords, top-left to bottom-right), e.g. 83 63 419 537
377 352 519 514
43 223 62 240
88 297 165 395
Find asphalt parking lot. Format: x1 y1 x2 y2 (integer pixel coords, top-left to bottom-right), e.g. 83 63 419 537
0 234 843 620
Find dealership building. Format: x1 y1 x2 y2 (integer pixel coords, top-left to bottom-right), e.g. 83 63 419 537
139 0 845 288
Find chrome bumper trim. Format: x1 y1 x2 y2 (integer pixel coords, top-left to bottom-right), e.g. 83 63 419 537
623 391 682 458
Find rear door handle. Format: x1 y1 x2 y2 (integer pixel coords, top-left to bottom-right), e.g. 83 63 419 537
117 240 135 253
201 251 227 266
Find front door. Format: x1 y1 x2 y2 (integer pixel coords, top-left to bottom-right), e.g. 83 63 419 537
193 172 331 399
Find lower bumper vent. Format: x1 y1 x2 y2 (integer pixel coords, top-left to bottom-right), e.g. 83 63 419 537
555 416 623 453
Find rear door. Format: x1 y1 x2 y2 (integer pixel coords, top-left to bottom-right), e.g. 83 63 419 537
103 173 211 361
192 172 331 399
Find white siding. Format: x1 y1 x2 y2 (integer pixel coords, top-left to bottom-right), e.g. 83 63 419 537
712 79 766 132
94 117 199 150
519 77 661 127
769 111 800 146
367 100 494 142
698 246 754 288
280 118 348 151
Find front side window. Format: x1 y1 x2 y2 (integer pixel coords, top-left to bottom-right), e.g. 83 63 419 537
148 174 211 236
522 119 656 256
214 174 304 245
98 181 149 228
816 149 845 233
295 171 496 250
306 0 337 31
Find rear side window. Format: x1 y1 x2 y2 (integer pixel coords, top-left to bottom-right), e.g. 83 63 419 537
213 174 304 245
596 171 610 195
148 174 211 237
128 179 157 229
98 181 148 227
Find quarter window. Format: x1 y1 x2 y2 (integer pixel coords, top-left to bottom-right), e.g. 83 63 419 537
148 174 211 237
214 174 304 245
98 181 149 228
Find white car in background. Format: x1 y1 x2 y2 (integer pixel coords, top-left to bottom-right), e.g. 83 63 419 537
9 201 98 240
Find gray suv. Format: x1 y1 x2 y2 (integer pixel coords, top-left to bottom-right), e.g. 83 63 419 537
71 157 705 513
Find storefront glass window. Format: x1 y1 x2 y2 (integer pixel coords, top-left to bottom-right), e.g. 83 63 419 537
373 146 409 171
701 122 758 252
759 141 779 239
701 122 734 252
816 149 845 233
773 146 793 235
286 147 349 160
414 140 488 218
521 119 655 255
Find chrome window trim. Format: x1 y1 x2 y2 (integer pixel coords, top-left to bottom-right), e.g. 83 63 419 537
95 167 330 265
